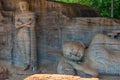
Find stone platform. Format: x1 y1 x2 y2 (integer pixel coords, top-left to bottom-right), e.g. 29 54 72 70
24 74 98 80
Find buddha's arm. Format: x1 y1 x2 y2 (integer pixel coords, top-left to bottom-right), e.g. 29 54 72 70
18 19 35 28
27 17 35 28
64 58 98 77
15 20 33 29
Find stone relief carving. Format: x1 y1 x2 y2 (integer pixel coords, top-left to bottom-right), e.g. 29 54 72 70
57 41 87 76
0 0 120 79
57 33 120 77
15 1 37 71
0 11 12 62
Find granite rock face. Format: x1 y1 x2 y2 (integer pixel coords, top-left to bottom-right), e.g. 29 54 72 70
0 0 120 79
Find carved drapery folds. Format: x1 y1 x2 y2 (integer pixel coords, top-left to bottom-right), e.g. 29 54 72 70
15 0 37 71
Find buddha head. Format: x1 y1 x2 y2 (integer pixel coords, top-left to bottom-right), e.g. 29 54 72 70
19 0 29 12
63 41 85 61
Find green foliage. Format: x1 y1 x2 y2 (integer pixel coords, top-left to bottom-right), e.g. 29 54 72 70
56 0 120 19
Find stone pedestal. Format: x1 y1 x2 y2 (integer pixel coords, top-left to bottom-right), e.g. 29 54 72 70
24 74 99 80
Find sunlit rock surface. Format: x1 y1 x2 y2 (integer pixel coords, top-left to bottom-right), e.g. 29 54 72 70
24 74 99 80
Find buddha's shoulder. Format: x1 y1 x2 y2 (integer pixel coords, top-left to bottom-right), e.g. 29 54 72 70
15 11 35 17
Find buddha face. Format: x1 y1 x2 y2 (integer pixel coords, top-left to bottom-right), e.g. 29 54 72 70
19 1 29 12
63 42 85 61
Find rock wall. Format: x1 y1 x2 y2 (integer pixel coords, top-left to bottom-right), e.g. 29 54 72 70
1 0 99 17
0 0 120 73
37 15 120 66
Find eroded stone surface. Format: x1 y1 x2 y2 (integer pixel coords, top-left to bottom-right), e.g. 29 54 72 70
58 34 120 77
0 0 120 80
15 0 37 71
0 66 9 80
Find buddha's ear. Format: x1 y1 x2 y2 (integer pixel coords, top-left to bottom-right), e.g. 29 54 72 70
79 41 85 48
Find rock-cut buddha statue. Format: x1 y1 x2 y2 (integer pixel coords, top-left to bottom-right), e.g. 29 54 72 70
15 0 37 71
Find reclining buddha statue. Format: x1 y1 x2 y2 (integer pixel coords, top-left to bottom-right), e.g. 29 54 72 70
57 33 120 77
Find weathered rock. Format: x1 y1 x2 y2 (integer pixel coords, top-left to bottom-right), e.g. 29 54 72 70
59 33 120 77
15 0 37 71
88 33 120 75
0 0 120 79
0 66 9 80
1 0 100 17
